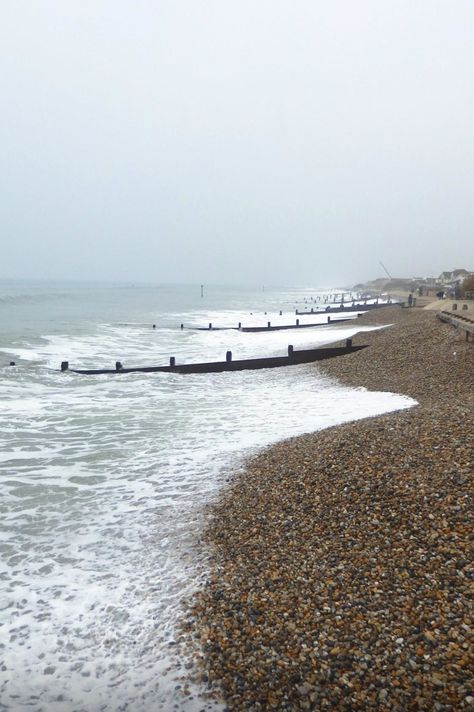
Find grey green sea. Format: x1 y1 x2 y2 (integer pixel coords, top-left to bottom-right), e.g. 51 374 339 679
0 280 415 711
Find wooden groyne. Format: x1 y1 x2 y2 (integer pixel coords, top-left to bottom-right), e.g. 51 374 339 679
296 292 361 306
437 311 474 341
296 301 398 315
60 341 367 376
182 316 357 331
189 316 354 334
239 316 356 332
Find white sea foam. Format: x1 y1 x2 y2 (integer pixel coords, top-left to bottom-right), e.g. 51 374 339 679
0 284 412 711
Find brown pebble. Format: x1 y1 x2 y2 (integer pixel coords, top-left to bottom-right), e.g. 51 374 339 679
181 308 474 710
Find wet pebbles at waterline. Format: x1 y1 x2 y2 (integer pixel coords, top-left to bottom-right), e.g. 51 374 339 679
0 282 414 712
185 308 473 711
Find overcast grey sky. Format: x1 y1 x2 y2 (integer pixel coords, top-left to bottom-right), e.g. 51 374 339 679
1 1 473 286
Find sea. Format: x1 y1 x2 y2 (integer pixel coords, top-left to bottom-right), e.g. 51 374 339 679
0 280 416 712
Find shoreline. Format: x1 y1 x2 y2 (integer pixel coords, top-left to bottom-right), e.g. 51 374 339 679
183 307 473 711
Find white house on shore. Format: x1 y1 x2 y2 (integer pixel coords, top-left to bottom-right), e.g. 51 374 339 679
437 269 472 285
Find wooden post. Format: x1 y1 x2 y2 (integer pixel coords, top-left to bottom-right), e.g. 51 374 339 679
115 361 123 371
181 324 184 330
327 316 331 323
238 322 241 328
346 338 353 348
61 361 69 371
170 356 176 367
279 310 282 315
226 351 232 362
288 345 294 359
267 321 271 328
296 319 300 326
209 323 212 329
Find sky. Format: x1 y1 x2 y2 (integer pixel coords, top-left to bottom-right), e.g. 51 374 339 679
1 0 473 286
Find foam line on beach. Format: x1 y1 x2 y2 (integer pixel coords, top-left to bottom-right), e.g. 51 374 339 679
182 306 474 710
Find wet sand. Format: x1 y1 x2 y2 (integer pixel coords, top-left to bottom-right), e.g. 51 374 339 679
184 307 473 711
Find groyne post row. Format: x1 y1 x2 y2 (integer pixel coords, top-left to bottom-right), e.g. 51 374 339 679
295 301 398 316
295 298 375 313
59 338 358 375
179 315 342 330
437 311 474 341
203 342 352 363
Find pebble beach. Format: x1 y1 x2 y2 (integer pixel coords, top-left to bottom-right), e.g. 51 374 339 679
183 306 473 711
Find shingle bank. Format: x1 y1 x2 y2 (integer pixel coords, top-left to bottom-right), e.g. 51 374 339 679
183 307 473 711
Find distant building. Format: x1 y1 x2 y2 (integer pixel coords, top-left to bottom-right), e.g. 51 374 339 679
434 269 472 298
354 268 473 297
437 268 471 285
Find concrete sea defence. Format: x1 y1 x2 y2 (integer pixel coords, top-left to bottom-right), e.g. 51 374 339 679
183 307 473 710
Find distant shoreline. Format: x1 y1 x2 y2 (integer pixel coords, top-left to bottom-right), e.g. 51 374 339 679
184 306 474 710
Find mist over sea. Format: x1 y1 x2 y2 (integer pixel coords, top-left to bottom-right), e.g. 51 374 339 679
0 281 415 711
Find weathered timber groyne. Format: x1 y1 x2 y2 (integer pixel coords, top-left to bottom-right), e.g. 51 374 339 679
238 316 356 331
181 316 357 331
60 341 367 375
295 301 398 315
438 309 474 341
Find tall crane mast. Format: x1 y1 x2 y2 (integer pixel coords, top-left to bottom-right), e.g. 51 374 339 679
379 261 392 280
